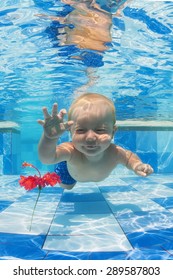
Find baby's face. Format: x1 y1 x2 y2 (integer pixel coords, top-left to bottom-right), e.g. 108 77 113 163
70 102 116 158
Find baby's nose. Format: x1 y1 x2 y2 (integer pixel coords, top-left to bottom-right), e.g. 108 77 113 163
86 130 96 142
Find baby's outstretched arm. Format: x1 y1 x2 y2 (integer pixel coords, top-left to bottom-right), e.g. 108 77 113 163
126 151 154 177
37 103 73 164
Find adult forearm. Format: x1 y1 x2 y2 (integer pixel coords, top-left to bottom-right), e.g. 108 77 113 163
38 133 58 164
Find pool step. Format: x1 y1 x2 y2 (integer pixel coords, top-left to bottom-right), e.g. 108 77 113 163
0 121 20 133
117 120 173 131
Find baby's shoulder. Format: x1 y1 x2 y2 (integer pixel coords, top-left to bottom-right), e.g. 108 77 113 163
58 142 75 152
109 144 127 159
110 143 124 153
58 142 80 160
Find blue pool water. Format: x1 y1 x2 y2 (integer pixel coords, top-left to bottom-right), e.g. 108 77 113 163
0 0 173 260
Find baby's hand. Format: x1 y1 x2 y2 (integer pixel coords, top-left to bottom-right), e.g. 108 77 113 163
37 103 73 139
134 163 154 177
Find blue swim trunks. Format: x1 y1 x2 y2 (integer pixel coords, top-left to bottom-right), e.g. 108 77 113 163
55 161 76 185
96 0 127 13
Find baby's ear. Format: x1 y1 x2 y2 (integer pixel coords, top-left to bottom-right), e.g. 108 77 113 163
111 124 117 139
113 124 118 133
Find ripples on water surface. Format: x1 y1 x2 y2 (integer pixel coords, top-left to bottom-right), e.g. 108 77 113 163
0 0 173 139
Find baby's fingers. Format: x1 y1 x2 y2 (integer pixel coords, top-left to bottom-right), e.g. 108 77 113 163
42 106 51 119
37 119 45 126
139 166 153 177
58 109 67 120
62 120 74 131
145 166 154 175
67 120 74 130
52 103 58 117
136 170 148 177
135 164 153 177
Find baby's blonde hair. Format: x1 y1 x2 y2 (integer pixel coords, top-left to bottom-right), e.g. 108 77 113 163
68 93 116 123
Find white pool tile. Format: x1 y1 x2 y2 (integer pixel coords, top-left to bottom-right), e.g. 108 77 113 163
44 210 133 252
0 185 25 201
0 211 53 234
43 233 132 252
104 197 165 214
149 174 173 184
0 200 59 235
96 175 129 187
103 191 143 202
48 213 122 236
132 183 173 198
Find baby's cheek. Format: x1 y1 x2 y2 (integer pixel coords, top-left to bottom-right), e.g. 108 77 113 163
72 134 83 143
99 135 112 143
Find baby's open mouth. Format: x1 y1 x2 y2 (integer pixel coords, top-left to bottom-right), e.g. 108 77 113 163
85 145 97 149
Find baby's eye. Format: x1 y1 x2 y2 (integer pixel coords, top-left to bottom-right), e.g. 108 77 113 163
76 128 86 134
96 128 106 133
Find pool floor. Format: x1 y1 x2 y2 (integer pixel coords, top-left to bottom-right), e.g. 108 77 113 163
0 173 173 260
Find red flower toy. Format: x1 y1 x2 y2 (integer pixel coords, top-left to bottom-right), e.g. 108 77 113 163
19 162 61 231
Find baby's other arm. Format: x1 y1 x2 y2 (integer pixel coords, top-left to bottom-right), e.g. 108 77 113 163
126 150 153 176
116 146 153 177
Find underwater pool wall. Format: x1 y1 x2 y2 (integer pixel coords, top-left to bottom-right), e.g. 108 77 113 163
0 121 20 175
20 129 67 174
1 120 173 175
115 121 173 174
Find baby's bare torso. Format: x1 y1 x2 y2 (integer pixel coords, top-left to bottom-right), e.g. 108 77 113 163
67 143 122 182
